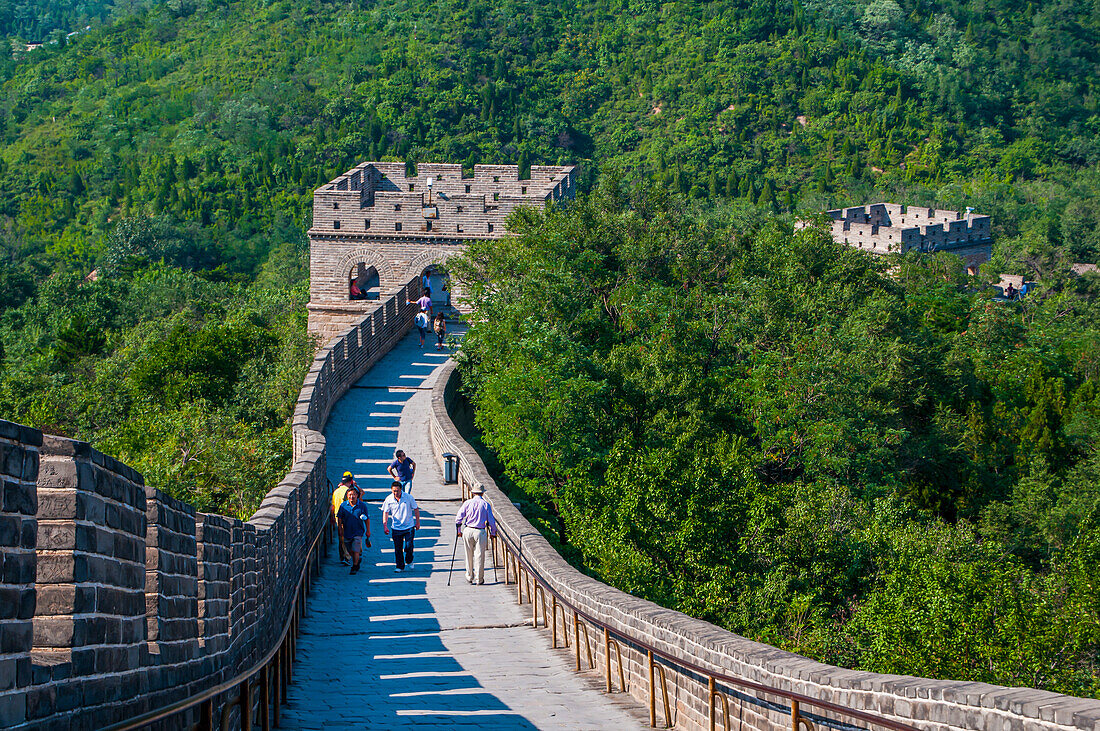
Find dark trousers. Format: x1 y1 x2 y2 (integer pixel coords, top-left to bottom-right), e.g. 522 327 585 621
391 528 415 569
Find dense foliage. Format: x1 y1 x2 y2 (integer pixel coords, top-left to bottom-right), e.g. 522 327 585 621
454 183 1100 696
1 0 1100 684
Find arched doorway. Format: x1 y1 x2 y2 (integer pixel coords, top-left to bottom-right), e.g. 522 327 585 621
349 264 380 301
421 265 450 311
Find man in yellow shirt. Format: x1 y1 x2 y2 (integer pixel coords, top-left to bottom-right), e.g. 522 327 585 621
332 472 361 565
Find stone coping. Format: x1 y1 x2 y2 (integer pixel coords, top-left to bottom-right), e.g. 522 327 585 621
427 359 1100 731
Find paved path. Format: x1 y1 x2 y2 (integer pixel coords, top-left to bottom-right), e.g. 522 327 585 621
281 328 647 729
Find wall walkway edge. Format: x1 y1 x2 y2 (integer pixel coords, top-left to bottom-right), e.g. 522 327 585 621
0 280 420 729
428 360 1100 731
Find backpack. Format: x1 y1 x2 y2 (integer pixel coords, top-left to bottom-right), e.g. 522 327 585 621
415 312 429 328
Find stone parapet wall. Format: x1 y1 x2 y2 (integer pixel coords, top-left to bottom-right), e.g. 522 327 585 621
306 160 575 340
0 280 421 728
428 361 1100 731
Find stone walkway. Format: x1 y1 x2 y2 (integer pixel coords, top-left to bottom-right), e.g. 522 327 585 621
280 327 647 729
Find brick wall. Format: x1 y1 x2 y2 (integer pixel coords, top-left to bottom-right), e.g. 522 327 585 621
0 278 425 727
0 422 39 727
306 161 577 339
428 361 1100 731
822 203 992 257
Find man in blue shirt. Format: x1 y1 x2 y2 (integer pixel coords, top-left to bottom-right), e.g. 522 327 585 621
337 487 371 574
388 449 416 494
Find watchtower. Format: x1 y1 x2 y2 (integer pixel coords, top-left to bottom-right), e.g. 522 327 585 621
307 161 578 339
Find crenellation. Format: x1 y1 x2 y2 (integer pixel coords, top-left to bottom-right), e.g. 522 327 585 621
815 203 992 269
307 160 577 338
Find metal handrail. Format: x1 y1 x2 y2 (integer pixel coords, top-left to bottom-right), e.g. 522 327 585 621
492 530 920 731
104 515 330 731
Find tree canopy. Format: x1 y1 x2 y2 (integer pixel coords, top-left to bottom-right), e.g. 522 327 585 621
453 182 1100 697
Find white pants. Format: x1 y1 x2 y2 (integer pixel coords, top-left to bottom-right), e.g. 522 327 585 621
462 526 487 583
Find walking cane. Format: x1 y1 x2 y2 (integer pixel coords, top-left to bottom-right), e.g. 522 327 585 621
446 532 460 586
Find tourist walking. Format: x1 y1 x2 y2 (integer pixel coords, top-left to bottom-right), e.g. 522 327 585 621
388 449 416 494
433 312 447 350
381 481 420 572
413 310 429 347
454 483 497 585
408 289 433 318
332 471 360 565
336 486 370 574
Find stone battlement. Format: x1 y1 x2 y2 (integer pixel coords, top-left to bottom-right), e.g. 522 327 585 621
0 279 423 729
309 162 576 238
306 161 578 339
806 203 992 272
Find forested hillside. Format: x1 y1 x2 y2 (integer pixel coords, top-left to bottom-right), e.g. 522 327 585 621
454 184 1100 698
0 0 1099 687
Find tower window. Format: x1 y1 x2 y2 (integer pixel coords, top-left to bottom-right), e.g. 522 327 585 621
395 222 402 231
333 202 339 209
364 219 370 229
465 185 471 193
409 184 415 191
487 223 494 233
333 220 340 229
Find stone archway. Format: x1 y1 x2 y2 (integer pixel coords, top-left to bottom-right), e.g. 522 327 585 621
349 264 380 300
403 248 459 283
403 248 465 313
333 247 396 294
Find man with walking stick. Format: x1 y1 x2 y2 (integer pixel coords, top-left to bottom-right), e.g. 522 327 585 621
454 483 497 585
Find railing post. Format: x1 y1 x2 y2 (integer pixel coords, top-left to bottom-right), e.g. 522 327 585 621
650 650 657 728
709 676 715 731
274 646 283 726
241 679 253 731
201 698 214 731
551 596 558 648
792 699 800 731
261 666 271 731
575 612 581 671
604 627 612 693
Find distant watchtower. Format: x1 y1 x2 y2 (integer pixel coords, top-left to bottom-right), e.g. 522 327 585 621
307 161 578 339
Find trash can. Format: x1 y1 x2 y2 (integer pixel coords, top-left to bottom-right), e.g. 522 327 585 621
442 453 459 484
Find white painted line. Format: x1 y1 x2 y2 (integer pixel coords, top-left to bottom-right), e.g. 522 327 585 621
380 671 470 680
395 709 520 716
367 631 441 640
361 443 394 447
361 426 399 431
354 458 393 464
367 412 401 418
368 613 436 621
389 688 486 697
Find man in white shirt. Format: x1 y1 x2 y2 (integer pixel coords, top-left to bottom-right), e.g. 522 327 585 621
381 480 420 572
